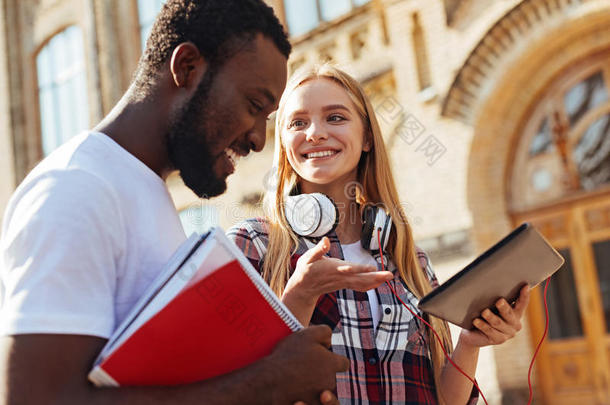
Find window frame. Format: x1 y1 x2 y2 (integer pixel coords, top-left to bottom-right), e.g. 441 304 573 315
509 54 610 212
33 24 91 158
283 0 371 37
136 0 166 51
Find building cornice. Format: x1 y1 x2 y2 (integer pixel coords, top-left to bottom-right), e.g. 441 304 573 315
441 0 584 124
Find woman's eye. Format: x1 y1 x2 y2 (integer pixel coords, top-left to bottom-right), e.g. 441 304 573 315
288 119 306 129
328 114 345 122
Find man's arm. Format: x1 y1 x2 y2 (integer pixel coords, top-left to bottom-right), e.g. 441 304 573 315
0 325 348 405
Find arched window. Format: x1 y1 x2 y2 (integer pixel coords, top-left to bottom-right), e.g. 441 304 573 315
36 26 89 156
511 56 610 211
283 0 371 37
137 0 166 50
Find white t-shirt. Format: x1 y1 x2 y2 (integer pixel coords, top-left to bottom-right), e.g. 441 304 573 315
0 132 186 338
341 241 382 332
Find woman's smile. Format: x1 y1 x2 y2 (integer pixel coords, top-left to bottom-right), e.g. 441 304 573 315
302 148 341 160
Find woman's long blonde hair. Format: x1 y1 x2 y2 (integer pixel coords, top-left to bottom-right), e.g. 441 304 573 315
262 64 452 402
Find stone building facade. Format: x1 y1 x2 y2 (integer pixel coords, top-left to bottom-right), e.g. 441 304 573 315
1 1 609 404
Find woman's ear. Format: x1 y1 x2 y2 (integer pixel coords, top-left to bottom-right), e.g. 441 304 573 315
362 131 372 152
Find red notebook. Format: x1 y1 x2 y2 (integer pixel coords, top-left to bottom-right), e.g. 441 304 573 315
88 228 302 387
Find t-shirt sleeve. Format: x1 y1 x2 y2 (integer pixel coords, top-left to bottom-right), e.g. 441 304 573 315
0 169 125 338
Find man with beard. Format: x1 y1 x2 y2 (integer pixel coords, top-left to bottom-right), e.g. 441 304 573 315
0 1 347 404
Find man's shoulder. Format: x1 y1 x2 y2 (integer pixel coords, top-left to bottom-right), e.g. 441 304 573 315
4 131 156 229
10 166 118 213
1 165 123 247
16 132 115 192
17 165 111 200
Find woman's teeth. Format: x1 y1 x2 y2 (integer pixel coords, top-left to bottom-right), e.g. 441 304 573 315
305 150 337 159
224 148 240 167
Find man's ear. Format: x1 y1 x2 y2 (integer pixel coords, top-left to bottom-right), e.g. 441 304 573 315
170 42 206 89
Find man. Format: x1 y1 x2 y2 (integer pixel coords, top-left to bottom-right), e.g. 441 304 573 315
0 1 348 404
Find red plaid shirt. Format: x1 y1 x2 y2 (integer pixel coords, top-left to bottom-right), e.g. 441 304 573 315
228 218 478 405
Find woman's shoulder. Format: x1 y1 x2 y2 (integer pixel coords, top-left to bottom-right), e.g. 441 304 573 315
227 217 270 237
226 217 271 261
414 245 440 289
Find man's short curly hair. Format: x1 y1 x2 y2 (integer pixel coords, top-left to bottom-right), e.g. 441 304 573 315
132 0 291 97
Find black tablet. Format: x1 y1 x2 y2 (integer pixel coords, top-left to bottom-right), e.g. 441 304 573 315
417 223 564 329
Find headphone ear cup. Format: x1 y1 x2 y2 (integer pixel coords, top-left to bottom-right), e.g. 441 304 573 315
312 193 339 237
373 209 392 252
284 193 338 238
361 205 392 252
360 205 376 251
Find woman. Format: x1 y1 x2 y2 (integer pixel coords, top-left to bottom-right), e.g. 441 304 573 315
228 65 529 405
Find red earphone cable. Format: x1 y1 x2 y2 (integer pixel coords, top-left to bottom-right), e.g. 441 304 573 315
376 228 551 405
527 277 550 405
376 228 489 405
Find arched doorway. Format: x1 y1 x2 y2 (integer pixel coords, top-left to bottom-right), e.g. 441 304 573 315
442 0 610 403
510 52 610 405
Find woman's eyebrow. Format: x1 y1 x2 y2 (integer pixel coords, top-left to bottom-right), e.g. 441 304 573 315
287 104 350 118
321 104 350 112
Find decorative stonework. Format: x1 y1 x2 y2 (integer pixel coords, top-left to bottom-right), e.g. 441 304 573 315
464 0 610 244
532 214 568 240
442 0 461 25
287 5 392 82
349 26 368 60
317 41 337 63
442 0 584 124
585 205 610 232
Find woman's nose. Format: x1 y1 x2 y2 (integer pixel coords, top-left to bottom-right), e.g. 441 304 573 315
305 121 328 144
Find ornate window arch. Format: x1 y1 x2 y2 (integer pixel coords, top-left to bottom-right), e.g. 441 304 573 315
510 53 610 211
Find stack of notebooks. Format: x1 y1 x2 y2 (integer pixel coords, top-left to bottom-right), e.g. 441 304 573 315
88 228 302 386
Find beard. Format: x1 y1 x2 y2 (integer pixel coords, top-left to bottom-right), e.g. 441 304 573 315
166 69 227 199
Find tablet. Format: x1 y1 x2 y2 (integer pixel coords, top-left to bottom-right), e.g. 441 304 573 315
417 223 565 329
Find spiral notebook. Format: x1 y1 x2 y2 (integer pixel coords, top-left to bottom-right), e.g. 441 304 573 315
88 228 302 387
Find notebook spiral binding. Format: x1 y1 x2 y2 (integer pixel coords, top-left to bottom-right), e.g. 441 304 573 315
242 269 303 332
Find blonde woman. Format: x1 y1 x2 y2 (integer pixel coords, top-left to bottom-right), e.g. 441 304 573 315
228 65 530 405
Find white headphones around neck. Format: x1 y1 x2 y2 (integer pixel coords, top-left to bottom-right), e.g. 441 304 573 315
284 192 392 252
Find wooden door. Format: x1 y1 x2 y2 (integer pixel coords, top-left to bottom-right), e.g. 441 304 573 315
514 190 610 405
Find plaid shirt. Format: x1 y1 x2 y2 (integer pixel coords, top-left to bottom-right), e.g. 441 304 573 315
227 218 478 405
